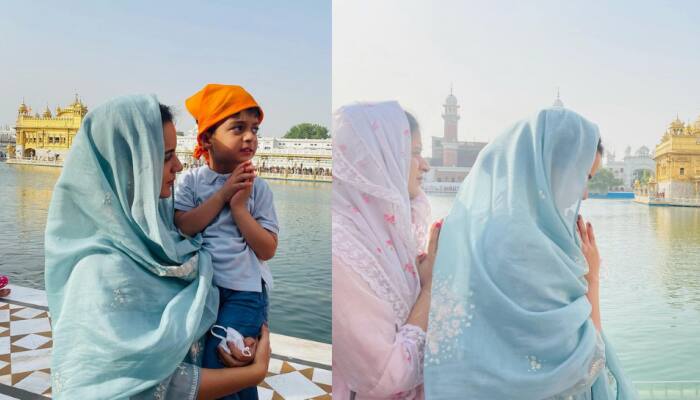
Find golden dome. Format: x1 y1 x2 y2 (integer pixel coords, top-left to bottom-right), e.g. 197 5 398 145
693 115 700 133
18 101 28 114
669 116 684 129
667 115 685 136
72 93 87 108
42 105 52 118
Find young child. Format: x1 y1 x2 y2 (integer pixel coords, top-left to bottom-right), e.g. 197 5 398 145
174 84 278 400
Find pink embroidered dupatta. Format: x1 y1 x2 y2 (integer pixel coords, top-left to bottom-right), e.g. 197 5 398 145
332 101 430 399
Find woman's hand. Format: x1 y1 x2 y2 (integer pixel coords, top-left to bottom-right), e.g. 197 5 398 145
217 338 255 368
230 337 257 364
198 325 272 399
407 221 442 330
216 342 255 368
251 325 271 379
242 337 257 362
417 219 443 290
216 333 266 368
577 215 600 282
578 215 603 331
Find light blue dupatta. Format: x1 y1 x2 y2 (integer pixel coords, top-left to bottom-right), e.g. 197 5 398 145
424 108 637 399
44 95 218 399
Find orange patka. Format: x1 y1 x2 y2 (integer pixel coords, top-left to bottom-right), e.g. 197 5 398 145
186 84 264 161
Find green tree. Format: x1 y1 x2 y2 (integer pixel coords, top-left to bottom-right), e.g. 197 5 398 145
588 168 623 194
284 123 329 139
632 169 652 186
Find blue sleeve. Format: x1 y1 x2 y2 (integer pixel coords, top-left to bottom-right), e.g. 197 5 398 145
174 169 196 211
252 179 279 235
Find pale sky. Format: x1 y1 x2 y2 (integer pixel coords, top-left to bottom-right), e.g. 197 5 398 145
333 0 700 158
0 1 330 137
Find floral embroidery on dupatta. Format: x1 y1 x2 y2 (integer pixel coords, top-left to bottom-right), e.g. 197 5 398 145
425 277 474 366
334 223 411 324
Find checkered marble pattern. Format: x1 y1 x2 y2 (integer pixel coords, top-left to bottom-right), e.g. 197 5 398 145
0 300 53 399
260 358 332 400
0 299 331 399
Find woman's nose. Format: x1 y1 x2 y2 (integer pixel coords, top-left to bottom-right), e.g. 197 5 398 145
420 157 430 172
174 155 183 172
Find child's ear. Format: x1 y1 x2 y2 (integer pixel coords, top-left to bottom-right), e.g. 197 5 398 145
201 132 213 150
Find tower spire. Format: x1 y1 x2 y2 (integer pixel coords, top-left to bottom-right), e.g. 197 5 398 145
552 87 564 107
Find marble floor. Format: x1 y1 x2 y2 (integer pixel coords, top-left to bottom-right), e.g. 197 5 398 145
0 287 331 399
0 300 54 399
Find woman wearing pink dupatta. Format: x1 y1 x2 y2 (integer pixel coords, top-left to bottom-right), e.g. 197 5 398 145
332 101 441 400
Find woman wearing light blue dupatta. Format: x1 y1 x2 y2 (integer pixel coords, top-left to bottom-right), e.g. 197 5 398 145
424 107 637 399
45 95 270 399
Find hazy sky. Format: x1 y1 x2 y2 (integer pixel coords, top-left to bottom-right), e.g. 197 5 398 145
0 1 330 136
334 0 700 158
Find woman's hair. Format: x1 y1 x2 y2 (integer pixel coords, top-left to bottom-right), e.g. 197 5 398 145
597 138 604 155
159 103 173 125
405 111 420 135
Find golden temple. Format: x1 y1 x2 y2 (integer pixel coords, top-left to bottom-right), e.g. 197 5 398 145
636 114 700 204
10 94 87 160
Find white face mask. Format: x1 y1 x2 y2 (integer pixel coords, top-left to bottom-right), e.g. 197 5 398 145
210 325 252 357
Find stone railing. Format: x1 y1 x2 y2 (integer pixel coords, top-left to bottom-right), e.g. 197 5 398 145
422 181 461 194
670 197 700 207
5 157 64 167
634 195 700 207
258 172 332 183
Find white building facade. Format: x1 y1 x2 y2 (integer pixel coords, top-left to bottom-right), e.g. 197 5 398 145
255 138 332 181
604 146 656 190
176 129 199 168
178 131 332 182
0 125 16 158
